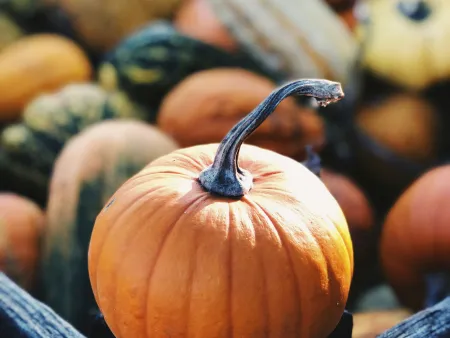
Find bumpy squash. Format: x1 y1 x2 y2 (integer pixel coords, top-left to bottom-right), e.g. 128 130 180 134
0 193 44 291
40 120 178 334
98 20 282 119
158 68 325 160
0 83 145 207
0 34 92 121
0 11 23 51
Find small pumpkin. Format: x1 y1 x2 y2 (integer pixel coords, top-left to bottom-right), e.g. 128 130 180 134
173 0 239 52
41 0 183 53
321 168 375 267
356 0 450 90
0 83 145 207
88 79 353 338
158 68 325 160
0 11 23 51
352 309 412 338
0 34 92 122
0 192 44 291
355 93 439 164
40 119 178 333
98 20 282 118
381 165 450 311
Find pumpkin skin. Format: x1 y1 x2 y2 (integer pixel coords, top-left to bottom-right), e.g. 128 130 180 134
158 68 325 160
356 0 450 90
40 120 178 333
321 168 375 267
0 11 23 51
174 0 239 52
88 79 353 338
355 93 438 164
381 165 450 311
0 83 145 207
41 0 183 53
0 34 92 122
0 193 44 291
98 20 282 118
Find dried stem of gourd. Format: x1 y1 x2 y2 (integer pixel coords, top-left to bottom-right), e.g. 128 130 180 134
198 78 344 198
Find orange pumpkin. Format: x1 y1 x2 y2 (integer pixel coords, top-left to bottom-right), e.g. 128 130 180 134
381 165 450 311
0 34 92 121
355 93 439 164
0 193 44 291
321 169 375 266
174 0 238 52
158 68 325 161
89 79 353 338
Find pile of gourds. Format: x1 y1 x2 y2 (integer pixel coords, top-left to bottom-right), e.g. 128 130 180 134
1 0 450 337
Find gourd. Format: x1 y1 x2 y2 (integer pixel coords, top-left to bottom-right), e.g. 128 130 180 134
173 0 239 52
381 165 450 311
0 34 92 122
40 119 178 334
88 79 354 338
97 20 282 119
356 0 450 90
41 0 183 52
321 168 375 267
355 93 439 164
0 193 44 291
158 68 325 161
0 11 24 51
0 83 145 206
204 0 358 85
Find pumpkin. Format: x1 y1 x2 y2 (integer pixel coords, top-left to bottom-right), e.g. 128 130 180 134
0 83 145 207
352 309 412 338
97 20 282 118
88 79 353 338
321 168 375 267
355 93 439 164
381 165 450 311
158 68 325 160
356 0 450 90
0 192 44 291
0 11 23 51
0 34 92 122
174 0 239 52
40 119 178 333
40 0 183 53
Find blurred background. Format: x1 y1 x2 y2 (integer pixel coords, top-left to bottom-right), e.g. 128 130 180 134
0 0 449 336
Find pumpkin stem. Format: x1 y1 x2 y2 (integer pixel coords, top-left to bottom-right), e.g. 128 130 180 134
302 145 322 177
198 79 344 198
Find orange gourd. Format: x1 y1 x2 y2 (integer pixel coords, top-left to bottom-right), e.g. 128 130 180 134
381 165 450 310
174 0 238 52
89 79 353 338
0 34 92 121
321 169 375 266
158 68 325 161
355 93 438 164
0 193 44 291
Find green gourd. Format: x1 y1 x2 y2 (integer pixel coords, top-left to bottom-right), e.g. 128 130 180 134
98 20 283 121
40 119 178 334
